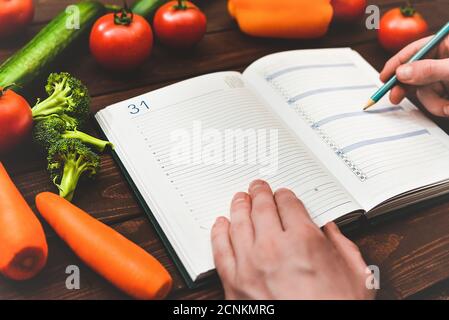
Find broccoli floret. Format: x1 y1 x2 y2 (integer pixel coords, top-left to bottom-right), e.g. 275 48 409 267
31 72 90 127
33 116 66 150
34 116 113 152
48 139 100 201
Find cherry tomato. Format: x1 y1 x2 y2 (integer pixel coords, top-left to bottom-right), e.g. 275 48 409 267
0 0 34 38
331 0 366 23
378 7 428 52
154 0 207 49
89 9 153 71
0 87 33 154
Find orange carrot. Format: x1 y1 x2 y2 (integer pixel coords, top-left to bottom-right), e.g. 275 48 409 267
0 162 48 280
35 192 173 300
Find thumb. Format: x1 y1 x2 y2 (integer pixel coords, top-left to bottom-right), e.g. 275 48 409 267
396 59 449 85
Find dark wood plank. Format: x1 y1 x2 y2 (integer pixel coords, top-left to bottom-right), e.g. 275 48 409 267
0 217 187 300
32 0 122 25
2 43 449 299
351 203 449 299
409 278 449 300
0 0 233 68
2 154 143 227
1 0 449 300
1 199 448 299
30 0 441 26
2 0 448 101
31 0 233 32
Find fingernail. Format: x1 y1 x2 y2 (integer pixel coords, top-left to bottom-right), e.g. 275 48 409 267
444 106 449 117
215 216 226 226
232 192 248 203
249 179 266 191
397 64 413 80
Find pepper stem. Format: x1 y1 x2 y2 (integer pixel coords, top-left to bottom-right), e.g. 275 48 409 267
114 1 133 26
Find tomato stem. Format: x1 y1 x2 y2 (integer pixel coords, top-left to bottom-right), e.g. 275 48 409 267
401 0 416 17
400 6 416 17
175 0 187 10
114 1 134 26
0 84 19 98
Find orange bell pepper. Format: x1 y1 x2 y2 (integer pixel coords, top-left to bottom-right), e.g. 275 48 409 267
228 0 334 39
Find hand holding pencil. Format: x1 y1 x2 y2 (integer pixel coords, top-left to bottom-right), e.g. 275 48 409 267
365 22 449 117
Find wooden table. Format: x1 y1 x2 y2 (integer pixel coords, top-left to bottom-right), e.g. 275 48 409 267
1 0 449 300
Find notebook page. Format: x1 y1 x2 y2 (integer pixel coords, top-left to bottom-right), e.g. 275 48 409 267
244 49 449 211
96 72 359 280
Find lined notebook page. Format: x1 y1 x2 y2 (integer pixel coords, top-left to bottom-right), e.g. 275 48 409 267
244 49 449 210
132 85 355 228
96 72 359 280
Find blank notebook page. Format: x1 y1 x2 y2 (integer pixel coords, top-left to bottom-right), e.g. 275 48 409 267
96 72 359 279
114 73 357 228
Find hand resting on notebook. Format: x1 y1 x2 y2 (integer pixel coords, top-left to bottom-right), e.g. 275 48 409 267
380 34 449 117
211 180 375 300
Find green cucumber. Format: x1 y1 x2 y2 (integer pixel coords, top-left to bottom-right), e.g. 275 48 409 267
0 1 105 90
131 0 168 19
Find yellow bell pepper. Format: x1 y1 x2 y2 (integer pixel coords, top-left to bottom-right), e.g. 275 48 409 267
228 0 334 39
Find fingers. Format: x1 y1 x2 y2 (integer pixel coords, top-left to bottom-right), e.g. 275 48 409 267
396 59 449 86
211 217 236 282
389 85 407 105
380 36 433 82
248 180 283 237
229 192 254 259
417 85 449 117
323 222 367 276
273 188 313 231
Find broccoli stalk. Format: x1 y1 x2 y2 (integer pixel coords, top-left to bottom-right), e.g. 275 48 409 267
48 139 100 201
34 116 113 152
61 129 112 152
31 72 90 128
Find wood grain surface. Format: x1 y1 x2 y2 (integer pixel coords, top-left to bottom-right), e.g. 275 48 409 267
1 0 448 300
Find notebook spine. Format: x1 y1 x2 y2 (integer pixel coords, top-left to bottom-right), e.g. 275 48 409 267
265 73 367 181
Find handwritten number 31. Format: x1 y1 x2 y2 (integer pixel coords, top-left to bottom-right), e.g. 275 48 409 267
128 101 150 115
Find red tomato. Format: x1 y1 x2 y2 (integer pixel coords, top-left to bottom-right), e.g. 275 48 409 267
331 0 366 23
378 7 428 52
0 88 33 154
0 0 34 38
154 1 207 49
89 11 153 71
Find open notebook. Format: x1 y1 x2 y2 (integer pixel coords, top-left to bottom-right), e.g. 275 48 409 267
96 48 449 286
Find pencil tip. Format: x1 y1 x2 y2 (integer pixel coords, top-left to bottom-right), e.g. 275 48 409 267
363 99 375 111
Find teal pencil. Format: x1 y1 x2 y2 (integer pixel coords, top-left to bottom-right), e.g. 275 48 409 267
363 21 449 111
